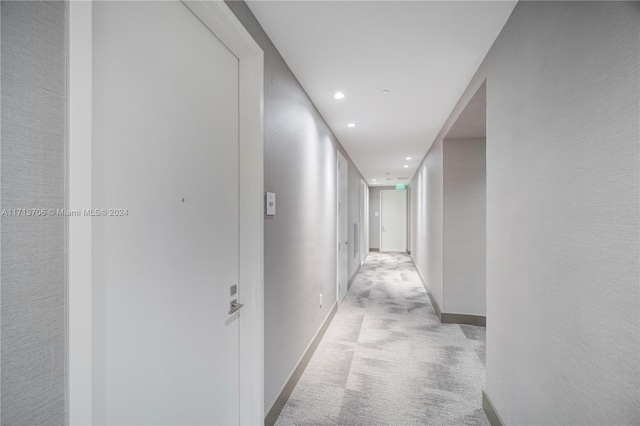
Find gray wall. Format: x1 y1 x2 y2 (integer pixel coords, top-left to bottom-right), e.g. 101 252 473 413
411 2 639 423
1 2 67 424
226 1 366 414
368 186 394 250
443 138 486 316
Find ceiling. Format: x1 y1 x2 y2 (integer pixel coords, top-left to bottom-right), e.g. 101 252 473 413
246 1 516 187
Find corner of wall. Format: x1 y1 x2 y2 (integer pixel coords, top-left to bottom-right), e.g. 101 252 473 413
482 391 505 426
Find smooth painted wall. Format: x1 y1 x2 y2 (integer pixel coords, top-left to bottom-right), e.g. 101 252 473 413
411 2 639 423
226 1 366 414
1 2 67 424
410 139 444 312
443 138 486 316
368 186 394 250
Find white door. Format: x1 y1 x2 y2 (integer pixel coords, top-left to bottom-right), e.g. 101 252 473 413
337 152 348 303
380 190 407 252
94 2 240 424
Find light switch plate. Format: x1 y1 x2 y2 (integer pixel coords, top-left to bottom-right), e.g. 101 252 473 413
266 192 276 216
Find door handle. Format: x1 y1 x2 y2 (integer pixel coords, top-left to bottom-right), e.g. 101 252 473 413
229 299 244 315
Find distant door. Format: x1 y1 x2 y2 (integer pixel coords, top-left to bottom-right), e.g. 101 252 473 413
360 181 367 263
337 152 348 303
406 186 411 253
380 190 407 252
94 2 240 424
364 184 369 257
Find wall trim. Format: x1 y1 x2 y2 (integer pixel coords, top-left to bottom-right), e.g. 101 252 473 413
412 258 443 318
426 290 443 319
441 313 486 327
265 301 338 426
347 263 361 291
411 257 485 326
483 391 505 426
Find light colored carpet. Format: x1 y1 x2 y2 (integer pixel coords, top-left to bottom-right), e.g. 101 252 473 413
275 252 489 426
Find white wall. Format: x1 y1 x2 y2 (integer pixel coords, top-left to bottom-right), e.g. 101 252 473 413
443 138 486 316
410 139 444 312
411 2 639 423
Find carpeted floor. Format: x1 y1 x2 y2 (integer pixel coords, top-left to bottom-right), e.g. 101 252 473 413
275 252 489 426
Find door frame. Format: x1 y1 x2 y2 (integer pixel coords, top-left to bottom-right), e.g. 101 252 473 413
359 180 368 263
67 2 264 424
336 151 348 304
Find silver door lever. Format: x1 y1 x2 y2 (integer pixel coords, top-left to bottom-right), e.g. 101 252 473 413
229 299 244 315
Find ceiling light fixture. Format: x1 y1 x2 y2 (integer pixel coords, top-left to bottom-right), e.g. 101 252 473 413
403 165 409 168
372 179 377 182
334 91 345 100
405 157 412 160
347 123 357 128
381 89 390 95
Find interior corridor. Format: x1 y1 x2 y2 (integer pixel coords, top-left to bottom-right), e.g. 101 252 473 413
275 253 488 425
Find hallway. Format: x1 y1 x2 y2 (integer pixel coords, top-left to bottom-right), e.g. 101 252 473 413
2 2 638 424
275 253 488 425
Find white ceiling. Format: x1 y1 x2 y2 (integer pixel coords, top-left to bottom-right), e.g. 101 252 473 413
246 1 516 186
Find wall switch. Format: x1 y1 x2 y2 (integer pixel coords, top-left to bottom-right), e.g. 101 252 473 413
266 192 276 216
319 293 323 308
375 211 379 217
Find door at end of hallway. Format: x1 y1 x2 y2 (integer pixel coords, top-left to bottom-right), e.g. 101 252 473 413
380 189 407 253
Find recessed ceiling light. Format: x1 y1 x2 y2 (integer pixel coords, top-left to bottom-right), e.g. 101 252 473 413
381 89 390 95
334 91 345 100
347 123 357 128
405 157 412 160
403 165 409 168
372 179 377 182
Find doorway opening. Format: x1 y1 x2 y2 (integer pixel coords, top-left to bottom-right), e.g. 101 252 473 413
441 80 486 326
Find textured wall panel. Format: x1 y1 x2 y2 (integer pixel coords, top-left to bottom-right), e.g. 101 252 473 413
412 1 639 423
484 3 639 423
1 2 67 425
